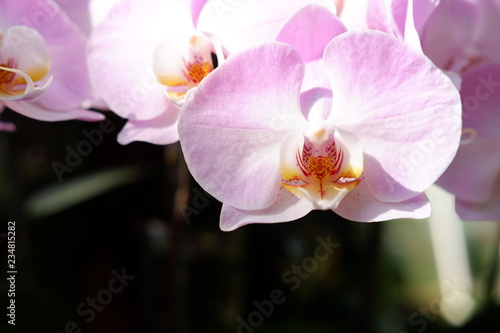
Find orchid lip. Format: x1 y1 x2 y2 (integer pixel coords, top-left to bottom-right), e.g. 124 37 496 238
0 62 53 101
280 125 363 210
153 30 228 107
0 27 52 101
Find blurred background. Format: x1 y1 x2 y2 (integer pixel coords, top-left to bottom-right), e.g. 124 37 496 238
1 108 499 333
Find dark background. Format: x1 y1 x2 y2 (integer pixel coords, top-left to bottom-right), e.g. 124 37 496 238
1 108 499 333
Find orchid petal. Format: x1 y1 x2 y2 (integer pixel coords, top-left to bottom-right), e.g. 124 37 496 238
191 0 209 26
324 31 462 202
0 120 15 132
117 107 180 145
412 0 439 33
301 58 330 91
274 4 346 63
4 0 94 109
4 99 104 121
219 189 312 231
89 0 121 29
367 0 401 37
460 63 500 139
58 0 92 37
335 182 431 222
421 0 500 72
338 0 369 30
196 0 337 52
300 87 332 123
437 138 500 205
1 26 50 80
179 42 306 210
456 190 500 222
404 0 423 52
89 0 192 121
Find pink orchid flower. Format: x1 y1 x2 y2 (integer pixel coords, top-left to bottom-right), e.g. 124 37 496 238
421 0 500 74
88 0 336 145
178 30 462 231
437 63 500 221
367 0 436 39
365 0 500 221
418 0 500 221
0 0 103 122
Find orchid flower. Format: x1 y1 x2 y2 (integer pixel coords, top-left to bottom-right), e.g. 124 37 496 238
88 0 336 145
0 0 103 122
437 63 500 221
421 0 500 74
53 0 119 111
364 0 439 52
178 30 462 231
363 0 500 222
419 0 500 221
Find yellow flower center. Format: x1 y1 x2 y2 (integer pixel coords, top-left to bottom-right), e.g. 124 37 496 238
0 59 25 96
187 61 213 84
280 130 363 210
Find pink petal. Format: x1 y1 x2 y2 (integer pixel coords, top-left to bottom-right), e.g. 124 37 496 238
61 0 119 37
196 0 337 52
421 0 500 70
88 0 192 121
274 4 346 63
456 190 500 222
392 0 409 38
422 0 478 54
1 27 50 78
323 31 462 203
475 0 500 62
334 182 431 222
412 0 439 32
179 42 306 210
191 0 208 26
460 63 500 139
57 0 92 37
337 0 369 30
301 58 330 91
0 120 16 132
219 189 312 231
367 0 403 37
437 137 500 205
117 106 180 145
439 64 500 207
1 0 95 113
4 100 104 121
